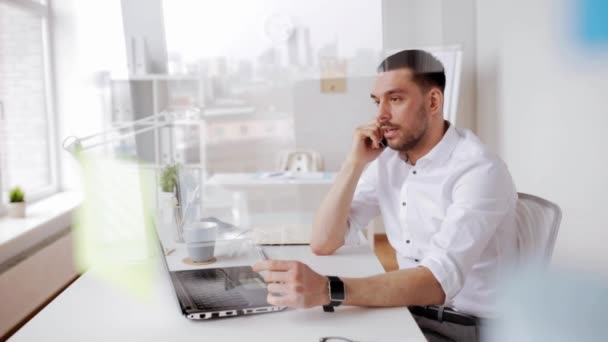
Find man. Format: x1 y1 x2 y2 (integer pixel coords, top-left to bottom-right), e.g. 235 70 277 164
253 49 518 342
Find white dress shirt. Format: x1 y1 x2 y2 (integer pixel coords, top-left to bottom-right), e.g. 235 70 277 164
346 123 518 318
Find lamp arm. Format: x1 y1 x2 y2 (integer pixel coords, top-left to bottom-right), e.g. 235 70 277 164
62 107 202 155
62 111 175 155
77 113 163 142
79 123 171 151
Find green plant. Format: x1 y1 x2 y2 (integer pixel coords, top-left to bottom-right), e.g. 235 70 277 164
160 164 179 193
9 187 25 203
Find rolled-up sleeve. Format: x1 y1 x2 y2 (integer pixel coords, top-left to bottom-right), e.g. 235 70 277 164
345 161 381 245
419 159 516 302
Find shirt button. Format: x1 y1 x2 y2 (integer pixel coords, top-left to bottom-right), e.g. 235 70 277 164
402 202 406 206
412 170 417 175
414 259 420 262
406 240 410 244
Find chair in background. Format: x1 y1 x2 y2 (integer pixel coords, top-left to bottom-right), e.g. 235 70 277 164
277 150 324 172
515 192 562 266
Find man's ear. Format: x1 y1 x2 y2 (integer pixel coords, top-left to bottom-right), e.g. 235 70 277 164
428 88 443 115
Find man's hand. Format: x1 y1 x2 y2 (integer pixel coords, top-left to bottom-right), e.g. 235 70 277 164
252 260 330 308
348 121 386 167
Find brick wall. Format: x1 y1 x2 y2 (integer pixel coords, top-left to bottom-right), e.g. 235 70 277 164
0 3 51 196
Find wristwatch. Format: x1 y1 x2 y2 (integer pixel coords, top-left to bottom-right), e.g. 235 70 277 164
323 276 345 312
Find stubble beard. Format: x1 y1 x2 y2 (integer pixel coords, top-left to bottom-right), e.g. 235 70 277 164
386 107 428 152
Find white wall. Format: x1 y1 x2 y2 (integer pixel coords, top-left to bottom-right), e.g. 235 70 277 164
293 77 377 171
381 0 477 131
476 0 608 273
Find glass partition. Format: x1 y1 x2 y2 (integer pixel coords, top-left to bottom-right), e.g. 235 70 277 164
150 0 383 270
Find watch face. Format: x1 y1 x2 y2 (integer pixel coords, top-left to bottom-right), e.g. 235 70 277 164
264 13 294 44
329 276 345 301
332 293 345 301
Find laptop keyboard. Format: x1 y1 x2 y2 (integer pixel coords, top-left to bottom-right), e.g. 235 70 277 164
176 268 250 310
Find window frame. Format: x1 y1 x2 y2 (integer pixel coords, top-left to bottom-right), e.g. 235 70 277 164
0 0 59 211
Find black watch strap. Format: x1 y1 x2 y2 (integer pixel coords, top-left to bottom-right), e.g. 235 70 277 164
322 276 344 313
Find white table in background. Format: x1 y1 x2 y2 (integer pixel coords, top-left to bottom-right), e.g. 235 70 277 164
206 172 336 186
10 244 425 341
199 171 383 246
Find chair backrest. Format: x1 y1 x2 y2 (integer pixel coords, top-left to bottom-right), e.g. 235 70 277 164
277 150 324 172
515 192 562 266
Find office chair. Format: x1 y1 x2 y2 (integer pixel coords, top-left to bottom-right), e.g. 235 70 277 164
515 192 562 265
277 150 324 172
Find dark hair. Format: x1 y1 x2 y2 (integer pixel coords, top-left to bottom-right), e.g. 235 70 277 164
376 49 446 93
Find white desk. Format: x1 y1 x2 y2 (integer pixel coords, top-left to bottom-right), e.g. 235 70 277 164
201 172 337 241
206 172 336 186
202 173 378 247
10 244 425 341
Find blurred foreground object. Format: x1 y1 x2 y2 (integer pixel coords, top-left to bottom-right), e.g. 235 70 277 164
488 268 608 341
73 156 157 299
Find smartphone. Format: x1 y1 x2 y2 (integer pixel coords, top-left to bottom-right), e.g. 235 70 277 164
365 136 388 149
380 137 388 147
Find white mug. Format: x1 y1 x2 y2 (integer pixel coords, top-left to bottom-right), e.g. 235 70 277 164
183 221 218 262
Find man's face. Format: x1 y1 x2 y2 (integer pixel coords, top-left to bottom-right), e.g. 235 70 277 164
370 68 429 152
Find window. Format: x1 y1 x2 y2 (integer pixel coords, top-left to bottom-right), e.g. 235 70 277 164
0 0 57 208
162 0 383 173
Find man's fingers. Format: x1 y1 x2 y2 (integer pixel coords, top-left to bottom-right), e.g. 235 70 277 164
267 282 289 295
252 260 295 272
357 127 383 148
267 293 297 307
261 271 290 284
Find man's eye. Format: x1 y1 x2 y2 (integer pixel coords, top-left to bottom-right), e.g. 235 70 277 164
390 97 401 102
373 101 380 106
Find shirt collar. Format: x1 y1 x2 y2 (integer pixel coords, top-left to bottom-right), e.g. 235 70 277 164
415 121 459 167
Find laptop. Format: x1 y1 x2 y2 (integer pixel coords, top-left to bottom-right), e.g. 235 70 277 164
155 225 285 320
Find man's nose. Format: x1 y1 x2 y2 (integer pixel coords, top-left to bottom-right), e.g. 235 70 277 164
375 101 391 124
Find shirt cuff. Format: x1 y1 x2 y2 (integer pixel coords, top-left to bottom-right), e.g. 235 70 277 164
420 255 463 304
343 219 362 245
